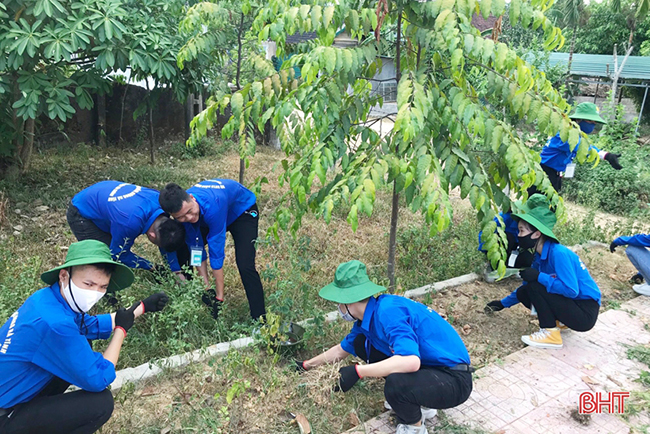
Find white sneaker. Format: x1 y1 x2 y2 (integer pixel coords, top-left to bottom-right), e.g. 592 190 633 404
633 283 650 296
384 402 436 422
395 423 427 434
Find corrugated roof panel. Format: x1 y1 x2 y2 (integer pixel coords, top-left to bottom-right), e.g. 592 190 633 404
543 53 650 81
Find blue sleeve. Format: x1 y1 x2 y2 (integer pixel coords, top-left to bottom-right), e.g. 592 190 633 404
340 323 363 356
501 289 520 308
205 208 229 270
109 225 152 270
77 314 113 340
381 310 420 358
614 234 650 248
537 251 580 298
160 248 181 272
32 324 116 392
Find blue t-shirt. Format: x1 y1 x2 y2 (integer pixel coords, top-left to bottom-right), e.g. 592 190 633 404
0 284 115 408
340 295 470 367
501 240 601 307
72 181 171 270
612 234 650 248
540 133 600 172
183 179 256 270
478 212 519 252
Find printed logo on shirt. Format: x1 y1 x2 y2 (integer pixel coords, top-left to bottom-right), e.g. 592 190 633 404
194 179 226 190
108 183 142 202
0 311 19 354
579 259 587 270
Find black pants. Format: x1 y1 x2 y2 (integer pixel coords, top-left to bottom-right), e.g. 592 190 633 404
527 164 562 196
67 204 112 245
177 204 266 320
353 335 473 425
0 377 114 434
516 282 600 331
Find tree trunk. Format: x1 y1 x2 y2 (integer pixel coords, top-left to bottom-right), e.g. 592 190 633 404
610 44 633 115
19 118 35 173
237 12 245 184
97 93 106 147
387 9 402 293
149 103 155 165
119 82 129 144
565 23 577 93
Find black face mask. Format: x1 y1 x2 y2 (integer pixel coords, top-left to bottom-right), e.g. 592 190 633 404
518 233 537 250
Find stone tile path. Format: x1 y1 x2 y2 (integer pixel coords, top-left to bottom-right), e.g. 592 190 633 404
343 296 650 434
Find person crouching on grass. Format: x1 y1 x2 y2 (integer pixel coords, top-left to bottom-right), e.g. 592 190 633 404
0 240 169 434
296 260 473 434
485 194 602 349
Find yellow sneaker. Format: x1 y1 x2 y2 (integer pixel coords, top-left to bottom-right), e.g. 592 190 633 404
521 328 563 349
556 320 569 331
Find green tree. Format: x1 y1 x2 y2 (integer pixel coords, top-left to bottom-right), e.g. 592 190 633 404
178 0 272 182
0 0 203 172
188 0 599 285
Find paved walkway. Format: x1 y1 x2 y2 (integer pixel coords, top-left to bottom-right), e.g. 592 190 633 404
343 296 650 434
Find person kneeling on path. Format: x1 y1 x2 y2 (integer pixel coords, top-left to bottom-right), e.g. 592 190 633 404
528 102 621 196
296 260 473 434
159 179 266 321
610 233 650 296
485 194 601 349
0 240 169 434
67 181 186 276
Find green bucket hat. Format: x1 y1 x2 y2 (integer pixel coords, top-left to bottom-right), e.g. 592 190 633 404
512 194 559 242
319 260 386 304
569 102 607 124
41 240 134 292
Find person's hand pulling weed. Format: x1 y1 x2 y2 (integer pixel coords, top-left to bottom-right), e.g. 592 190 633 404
335 365 361 392
485 300 504 313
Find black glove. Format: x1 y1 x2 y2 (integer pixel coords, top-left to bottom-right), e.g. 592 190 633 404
114 303 138 335
520 267 540 282
630 273 644 284
201 288 217 307
485 300 504 313
604 153 622 170
294 360 307 373
142 292 169 313
609 241 619 253
335 365 361 393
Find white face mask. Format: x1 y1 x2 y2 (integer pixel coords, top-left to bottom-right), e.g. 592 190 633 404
338 304 356 322
62 276 105 313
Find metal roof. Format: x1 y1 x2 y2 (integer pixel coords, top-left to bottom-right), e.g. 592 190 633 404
544 52 650 81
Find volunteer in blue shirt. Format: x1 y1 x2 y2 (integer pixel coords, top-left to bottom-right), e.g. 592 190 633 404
610 233 650 296
0 240 168 434
159 179 265 320
68 181 186 274
528 102 621 196
296 261 473 434
485 194 601 349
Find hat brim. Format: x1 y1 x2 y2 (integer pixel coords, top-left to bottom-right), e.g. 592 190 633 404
319 280 386 304
512 212 558 243
569 113 606 124
41 257 134 292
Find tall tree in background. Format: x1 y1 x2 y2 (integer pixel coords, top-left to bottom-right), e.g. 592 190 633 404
187 0 602 284
178 0 272 184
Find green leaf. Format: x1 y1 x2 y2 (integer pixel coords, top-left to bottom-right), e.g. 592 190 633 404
347 204 358 231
